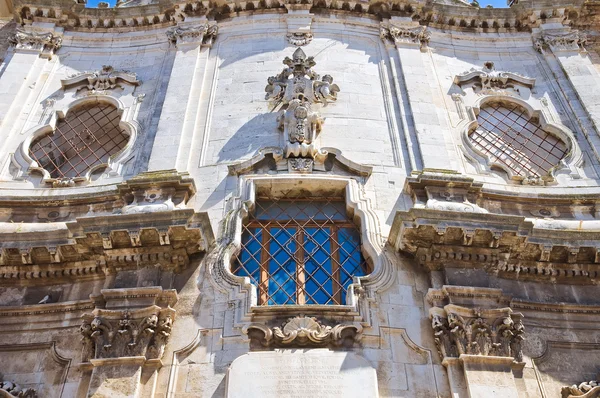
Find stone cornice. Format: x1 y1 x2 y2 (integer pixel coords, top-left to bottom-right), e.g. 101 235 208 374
0 299 94 317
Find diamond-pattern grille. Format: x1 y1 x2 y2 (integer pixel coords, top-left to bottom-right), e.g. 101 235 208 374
469 102 568 178
29 103 129 179
233 197 369 306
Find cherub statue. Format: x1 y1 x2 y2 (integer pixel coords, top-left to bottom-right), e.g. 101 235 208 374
264 76 286 101
314 74 340 104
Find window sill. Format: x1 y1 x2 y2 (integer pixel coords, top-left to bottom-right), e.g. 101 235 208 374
249 304 362 323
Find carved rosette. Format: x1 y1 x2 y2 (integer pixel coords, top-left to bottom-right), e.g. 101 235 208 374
0 380 37 398
264 48 339 171
9 28 62 58
244 316 362 349
61 65 141 93
166 24 218 47
430 305 524 362
380 24 430 49
562 380 600 398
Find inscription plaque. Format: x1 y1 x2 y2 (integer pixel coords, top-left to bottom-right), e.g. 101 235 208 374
226 349 378 398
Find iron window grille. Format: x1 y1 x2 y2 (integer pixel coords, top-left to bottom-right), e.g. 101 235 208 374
469 102 568 178
233 197 370 306
29 103 129 179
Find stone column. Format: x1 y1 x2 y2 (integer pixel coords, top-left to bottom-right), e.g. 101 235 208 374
428 287 525 398
381 17 454 171
79 287 177 398
148 19 217 172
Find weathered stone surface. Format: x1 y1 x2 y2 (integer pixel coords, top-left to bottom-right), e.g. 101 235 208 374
225 349 378 398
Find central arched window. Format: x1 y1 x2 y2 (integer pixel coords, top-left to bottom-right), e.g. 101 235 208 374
469 102 568 178
29 103 129 179
233 197 369 306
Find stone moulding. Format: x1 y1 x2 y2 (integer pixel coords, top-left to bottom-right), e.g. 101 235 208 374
80 287 177 363
205 175 395 329
60 65 141 93
0 171 214 284
244 315 362 349
389 172 600 285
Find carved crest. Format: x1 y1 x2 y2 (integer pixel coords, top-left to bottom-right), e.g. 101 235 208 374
245 315 362 349
61 65 140 93
454 61 535 96
264 48 340 171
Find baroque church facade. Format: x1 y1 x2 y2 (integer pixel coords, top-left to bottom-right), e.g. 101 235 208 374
0 0 599 396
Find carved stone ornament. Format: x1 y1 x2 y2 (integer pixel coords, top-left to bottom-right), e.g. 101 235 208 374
0 380 37 398
61 65 141 93
454 61 536 96
166 23 218 47
9 28 62 58
286 32 313 46
244 316 362 349
380 24 431 49
430 305 524 362
535 31 587 53
562 380 600 398
265 48 339 171
80 288 177 362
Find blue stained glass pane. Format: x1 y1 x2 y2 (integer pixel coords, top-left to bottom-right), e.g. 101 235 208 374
236 228 262 286
304 227 332 304
268 227 296 305
338 228 365 304
255 200 347 221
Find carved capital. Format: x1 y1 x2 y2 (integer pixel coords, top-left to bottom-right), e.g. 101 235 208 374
430 304 524 362
454 61 536 96
535 30 587 53
380 24 430 49
245 316 362 349
80 287 177 363
0 380 37 397
61 65 141 93
166 24 218 47
9 28 62 58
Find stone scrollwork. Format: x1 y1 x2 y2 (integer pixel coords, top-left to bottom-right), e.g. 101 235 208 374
61 65 141 93
562 380 600 398
166 23 218 47
0 380 37 398
244 315 362 349
265 48 339 172
380 24 430 49
430 305 524 363
286 32 313 46
454 61 535 97
9 28 62 58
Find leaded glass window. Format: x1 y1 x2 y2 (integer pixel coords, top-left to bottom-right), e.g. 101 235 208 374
29 103 129 179
233 197 369 306
469 102 568 178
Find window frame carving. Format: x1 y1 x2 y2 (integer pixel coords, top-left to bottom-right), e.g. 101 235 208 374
459 96 582 185
205 175 395 327
12 95 138 187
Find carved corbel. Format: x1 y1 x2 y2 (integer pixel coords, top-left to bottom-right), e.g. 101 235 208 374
9 28 62 59
380 23 430 50
535 30 587 54
244 315 362 349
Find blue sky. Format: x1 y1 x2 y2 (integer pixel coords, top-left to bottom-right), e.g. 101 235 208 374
477 0 509 7
84 0 508 10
